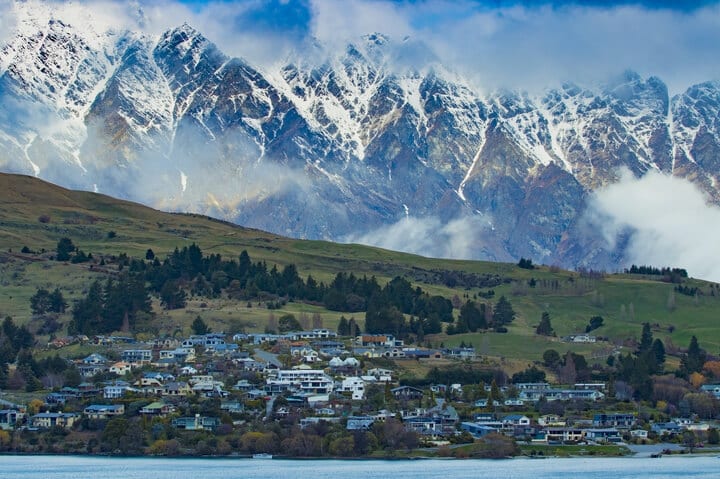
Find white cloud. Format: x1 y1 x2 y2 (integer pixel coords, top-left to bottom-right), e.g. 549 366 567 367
309 0 414 48
586 169 720 282
0 0 18 45
345 215 494 260
309 1 720 94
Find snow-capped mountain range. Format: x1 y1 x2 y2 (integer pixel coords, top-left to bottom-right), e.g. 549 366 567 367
1 2 719 270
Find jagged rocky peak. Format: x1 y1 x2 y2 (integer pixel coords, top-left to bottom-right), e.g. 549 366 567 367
3 2 720 272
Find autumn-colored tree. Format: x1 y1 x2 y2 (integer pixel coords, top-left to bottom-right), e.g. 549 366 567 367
703 360 720 379
689 371 707 388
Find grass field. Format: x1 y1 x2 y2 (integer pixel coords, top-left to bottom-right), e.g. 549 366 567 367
1 172 719 365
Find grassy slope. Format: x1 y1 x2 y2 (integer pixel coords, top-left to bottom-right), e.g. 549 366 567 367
1 173 718 363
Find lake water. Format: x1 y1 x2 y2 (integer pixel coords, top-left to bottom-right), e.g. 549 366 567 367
1 455 719 479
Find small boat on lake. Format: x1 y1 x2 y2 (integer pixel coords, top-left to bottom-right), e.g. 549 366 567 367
252 453 273 459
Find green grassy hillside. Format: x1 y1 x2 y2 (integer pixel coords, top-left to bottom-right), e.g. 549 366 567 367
1 173 718 363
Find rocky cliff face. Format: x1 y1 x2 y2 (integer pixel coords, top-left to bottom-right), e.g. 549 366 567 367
1 4 719 270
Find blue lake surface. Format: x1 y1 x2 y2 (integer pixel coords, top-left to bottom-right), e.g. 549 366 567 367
1 455 719 479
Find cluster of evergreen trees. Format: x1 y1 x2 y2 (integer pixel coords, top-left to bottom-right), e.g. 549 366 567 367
625 264 688 283
0 317 41 390
62 242 455 339
612 323 667 400
69 274 152 335
447 296 516 335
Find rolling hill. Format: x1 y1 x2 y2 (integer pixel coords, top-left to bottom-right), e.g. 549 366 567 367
0 172 718 365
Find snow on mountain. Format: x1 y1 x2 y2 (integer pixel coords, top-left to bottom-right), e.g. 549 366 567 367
2 2 720 271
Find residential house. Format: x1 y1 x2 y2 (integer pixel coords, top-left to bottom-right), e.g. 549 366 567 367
164 381 192 397
391 386 424 401
346 416 375 430
109 361 132 376
405 417 443 437
593 413 636 429
139 401 176 417
565 334 597 343
30 412 79 429
267 369 335 395
584 428 622 443
220 401 244 413
83 404 125 419
357 334 403 348
365 368 393 382
172 414 220 431
461 422 499 438
103 381 135 399
652 422 682 436
442 347 476 360
336 376 366 400
502 415 531 427
82 353 108 365
538 415 566 427
121 349 152 365
0 409 24 430
78 363 106 378
402 348 442 360
544 427 584 443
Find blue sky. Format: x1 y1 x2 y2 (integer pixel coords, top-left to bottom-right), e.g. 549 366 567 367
174 0 718 33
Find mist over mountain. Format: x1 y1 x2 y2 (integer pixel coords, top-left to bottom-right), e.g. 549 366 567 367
1 1 720 279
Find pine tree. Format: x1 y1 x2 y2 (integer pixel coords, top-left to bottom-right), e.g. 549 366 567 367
56 237 75 261
652 338 666 369
191 316 211 335
535 312 554 336
337 316 349 336
638 323 653 353
680 335 706 377
492 296 516 328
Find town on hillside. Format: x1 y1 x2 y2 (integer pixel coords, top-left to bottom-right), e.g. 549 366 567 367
2 324 720 457
1 243 719 457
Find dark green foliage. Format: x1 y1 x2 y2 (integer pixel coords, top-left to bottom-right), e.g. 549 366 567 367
337 316 349 336
30 288 66 315
535 312 554 336
70 250 91 264
160 280 187 310
680 336 706 377
56 237 75 261
585 315 604 333
458 300 487 333
492 296 516 328
542 349 561 368
101 417 146 455
422 366 503 387
652 338 666 367
0 317 36 373
191 316 211 335
675 284 700 297
145 248 155 260
517 257 534 269
511 366 546 383
625 264 688 283
70 274 153 335
638 323 653 353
